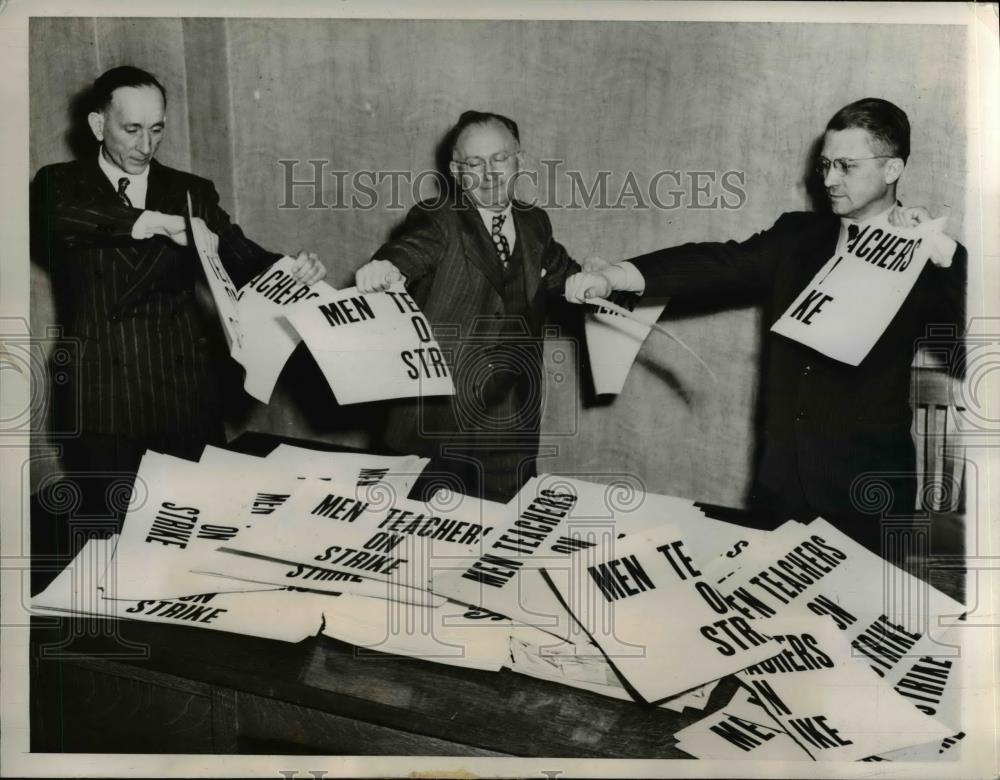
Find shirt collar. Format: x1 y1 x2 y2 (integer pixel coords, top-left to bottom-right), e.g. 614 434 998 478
97 148 150 189
477 203 513 228
840 202 896 229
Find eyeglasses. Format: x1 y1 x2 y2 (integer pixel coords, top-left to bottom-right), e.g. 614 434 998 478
454 149 520 173
815 155 894 177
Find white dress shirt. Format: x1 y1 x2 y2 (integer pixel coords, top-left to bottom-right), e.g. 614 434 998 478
97 149 149 209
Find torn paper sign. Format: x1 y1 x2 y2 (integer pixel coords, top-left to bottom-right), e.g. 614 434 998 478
188 194 244 352
770 216 947 365
674 685 810 760
585 296 667 394
283 283 455 404
506 631 718 711
542 523 778 703
32 536 329 643
737 616 952 761
187 197 337 402
231 256 338 402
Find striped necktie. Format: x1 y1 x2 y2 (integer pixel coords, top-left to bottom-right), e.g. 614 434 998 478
116 177 133 207
491 213 510 269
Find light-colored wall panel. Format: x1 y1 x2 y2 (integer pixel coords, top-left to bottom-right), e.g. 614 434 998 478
94 17 192 171
29 18 967 506
28 17 102 488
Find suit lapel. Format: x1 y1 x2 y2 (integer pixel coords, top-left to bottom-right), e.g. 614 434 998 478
456 196 505 296
802 213 841 275
144 159 175 213
81 154 118 201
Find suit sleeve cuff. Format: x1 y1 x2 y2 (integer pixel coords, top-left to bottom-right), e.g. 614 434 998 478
606 261 646 294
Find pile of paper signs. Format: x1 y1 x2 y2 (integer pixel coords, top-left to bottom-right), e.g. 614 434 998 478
32 443 966 761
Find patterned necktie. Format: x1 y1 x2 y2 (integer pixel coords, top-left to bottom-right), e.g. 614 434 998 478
491 213 510 269
116 177 133 207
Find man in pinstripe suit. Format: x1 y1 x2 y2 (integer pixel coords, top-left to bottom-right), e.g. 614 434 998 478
32 66 326 522
356 111 582 503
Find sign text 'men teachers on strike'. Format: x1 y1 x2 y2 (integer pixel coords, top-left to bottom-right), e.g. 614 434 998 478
771 216 947 365
284 282 455 404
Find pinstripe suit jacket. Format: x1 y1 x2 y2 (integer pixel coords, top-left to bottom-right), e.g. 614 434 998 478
32 157 280 438
629 211 966 521
373 195 579 459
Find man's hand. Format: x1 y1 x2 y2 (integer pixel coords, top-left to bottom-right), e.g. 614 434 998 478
153 213 189 247
889 205 932 228
581 255 610 273
356 259 403 293
288 251 327 285
565 271 613 304
888 205 957 268
148 212 220 254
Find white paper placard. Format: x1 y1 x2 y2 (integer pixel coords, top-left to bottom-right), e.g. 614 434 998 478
283 283 455 404
106 451 276 600
543 523 779 703
736 616 953 761
585 297 667 394
188 194 244 352
770 216 947 365
232 256 338 402
221 476 506 597
320 593 512 671
192 546 447 607
431 474 753 641
32 536 329 643
674 685 810 760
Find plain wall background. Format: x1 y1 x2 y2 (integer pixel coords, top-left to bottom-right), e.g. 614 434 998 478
29 17 968 504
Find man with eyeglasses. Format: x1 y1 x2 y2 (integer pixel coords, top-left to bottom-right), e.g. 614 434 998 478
564 97 966 555
355 110 582 502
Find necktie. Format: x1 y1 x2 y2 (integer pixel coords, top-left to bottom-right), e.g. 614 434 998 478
491 213 510 269
116 177 133 208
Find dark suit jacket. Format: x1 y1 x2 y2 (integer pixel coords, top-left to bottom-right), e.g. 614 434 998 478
629 211 966 523
373 195 579 459
32 156 280 439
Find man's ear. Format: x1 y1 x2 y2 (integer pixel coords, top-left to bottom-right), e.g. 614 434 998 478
87 111 104 142
448 160 459 178
884 158 904 185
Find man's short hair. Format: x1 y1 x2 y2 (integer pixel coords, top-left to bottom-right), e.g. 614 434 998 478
826 98 910 162
91 66 167 113
448 110 520 159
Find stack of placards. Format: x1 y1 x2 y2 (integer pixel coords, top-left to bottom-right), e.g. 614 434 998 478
33 444 967 760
